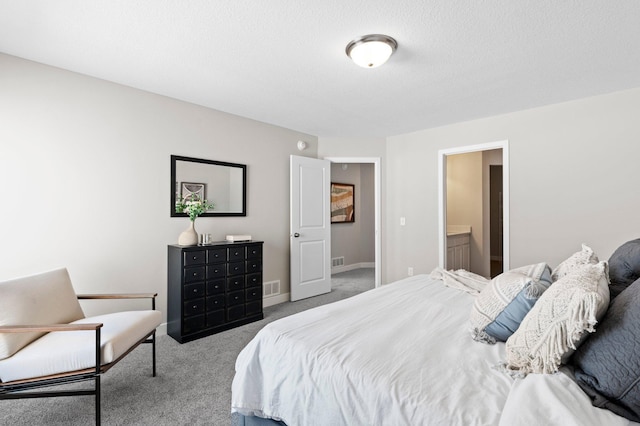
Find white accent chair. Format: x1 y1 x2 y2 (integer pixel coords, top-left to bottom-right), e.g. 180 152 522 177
0 268 162 424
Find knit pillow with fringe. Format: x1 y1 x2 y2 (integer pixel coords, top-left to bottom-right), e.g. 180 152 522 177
504 261 610 375
551 243 599 281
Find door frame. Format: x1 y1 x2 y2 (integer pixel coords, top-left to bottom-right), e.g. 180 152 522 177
324 157 381 288
437 141 510 273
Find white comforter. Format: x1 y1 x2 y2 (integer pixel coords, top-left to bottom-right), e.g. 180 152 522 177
232 275 637 426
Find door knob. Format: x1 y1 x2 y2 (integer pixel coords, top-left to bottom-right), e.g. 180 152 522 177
294 233 300 238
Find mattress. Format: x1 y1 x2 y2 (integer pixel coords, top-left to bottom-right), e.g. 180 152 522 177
232 274 637 426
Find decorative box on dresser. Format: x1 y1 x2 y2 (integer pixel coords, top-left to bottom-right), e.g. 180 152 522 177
167 241 264 343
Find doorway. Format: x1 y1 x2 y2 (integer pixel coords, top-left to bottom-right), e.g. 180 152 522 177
325 157 381 288
438 141 510 276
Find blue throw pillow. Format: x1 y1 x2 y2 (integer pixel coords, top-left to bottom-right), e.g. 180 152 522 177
484 266 552 341
470 263 552 343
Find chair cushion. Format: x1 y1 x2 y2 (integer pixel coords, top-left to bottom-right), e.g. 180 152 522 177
0 268 85 360
0 310 161 382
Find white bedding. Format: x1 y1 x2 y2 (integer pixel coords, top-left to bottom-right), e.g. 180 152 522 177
232 274 638 426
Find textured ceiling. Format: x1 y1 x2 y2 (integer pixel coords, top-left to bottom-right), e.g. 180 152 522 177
1 1 639 137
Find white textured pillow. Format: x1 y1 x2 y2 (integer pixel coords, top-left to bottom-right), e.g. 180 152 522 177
0 268 85 360
470 263 552 344
505 261 610 375
551 243 599 281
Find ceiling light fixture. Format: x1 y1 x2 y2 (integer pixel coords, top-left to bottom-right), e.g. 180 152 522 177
345 34 398 68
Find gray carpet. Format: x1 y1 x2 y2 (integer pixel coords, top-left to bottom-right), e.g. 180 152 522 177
1 268 374 425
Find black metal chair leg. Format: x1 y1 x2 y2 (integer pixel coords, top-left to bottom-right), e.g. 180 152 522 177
152 330 157 377
95 375 101 425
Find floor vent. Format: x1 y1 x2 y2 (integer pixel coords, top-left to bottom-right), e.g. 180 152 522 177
263 280 281 297
332 257 345 268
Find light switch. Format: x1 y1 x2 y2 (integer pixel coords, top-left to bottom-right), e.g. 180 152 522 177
400 217 406 226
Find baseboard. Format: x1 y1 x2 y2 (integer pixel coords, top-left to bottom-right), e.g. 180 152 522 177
263 292 290 307
331 262 374 275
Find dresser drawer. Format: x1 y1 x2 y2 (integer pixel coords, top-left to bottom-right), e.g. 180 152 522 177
184 282 205 300
184 266 205 283
245 286 262 302
184 250 206 266
228 246 245 261
207 264 225 279
207 248 227 264
183 298 206 317
182 314 205 335
227 290 245 306
228 261 245 276
227 276 245 291
206 309 225 328
245 300 262 316
206 294 225 311
246 244 262 260
206 279 225 295
246 273 261 287
227 305 245 321
246 260 262 274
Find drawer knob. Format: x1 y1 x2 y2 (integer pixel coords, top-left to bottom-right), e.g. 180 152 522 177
234 296 239 300
193 272 197 276
193 289 198 293
193 305 197 309
193 256 197 260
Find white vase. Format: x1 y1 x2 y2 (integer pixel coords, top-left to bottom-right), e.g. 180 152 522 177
178 220 198 246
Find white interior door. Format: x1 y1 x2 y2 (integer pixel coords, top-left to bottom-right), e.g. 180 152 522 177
290 155 331 301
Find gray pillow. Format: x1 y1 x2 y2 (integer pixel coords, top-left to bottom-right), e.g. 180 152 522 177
608 238 640 299
572 277 640 422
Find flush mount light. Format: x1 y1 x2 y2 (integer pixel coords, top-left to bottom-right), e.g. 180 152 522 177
345 34 398 68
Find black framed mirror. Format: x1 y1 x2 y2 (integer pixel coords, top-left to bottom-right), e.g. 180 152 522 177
171 155 247 217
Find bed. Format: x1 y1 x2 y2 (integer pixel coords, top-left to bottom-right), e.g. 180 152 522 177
231 239 640 426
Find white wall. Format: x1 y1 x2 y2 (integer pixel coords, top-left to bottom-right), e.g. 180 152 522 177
0 53 317 319
4 51 640 314
385 88 640 283
330 163 375 268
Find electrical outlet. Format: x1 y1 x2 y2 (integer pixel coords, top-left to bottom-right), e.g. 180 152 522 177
408 267 414 276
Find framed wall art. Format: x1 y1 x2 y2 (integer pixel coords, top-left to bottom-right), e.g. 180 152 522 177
331 182 355 223
180 182 206 201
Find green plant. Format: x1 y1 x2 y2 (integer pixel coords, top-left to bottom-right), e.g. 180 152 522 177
175 195 214 221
